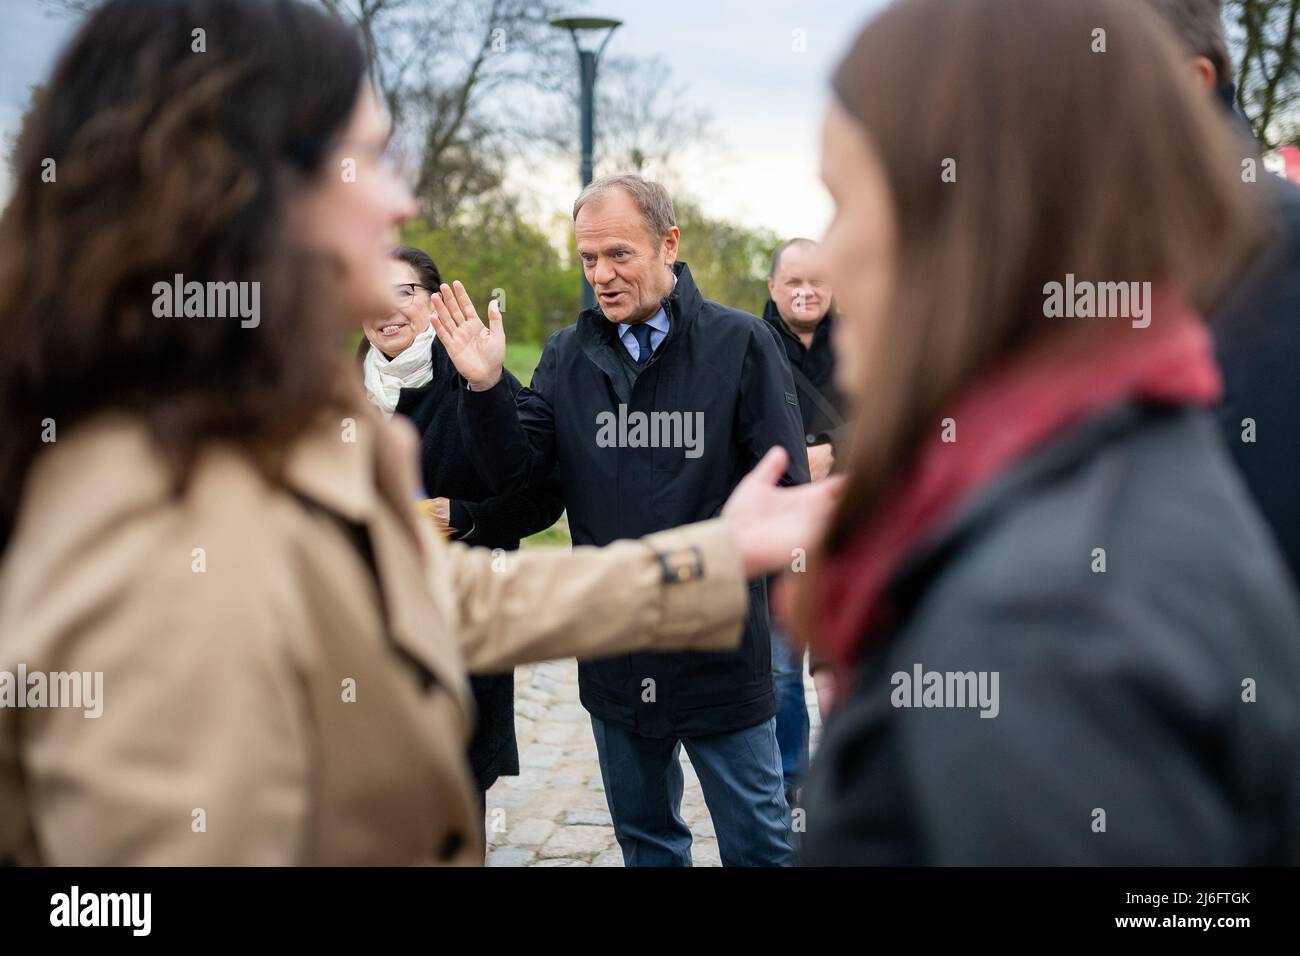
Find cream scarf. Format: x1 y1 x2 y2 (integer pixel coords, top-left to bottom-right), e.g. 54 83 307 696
363 322 436 418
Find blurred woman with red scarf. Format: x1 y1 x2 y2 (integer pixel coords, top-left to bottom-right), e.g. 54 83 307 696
797 0 1300 865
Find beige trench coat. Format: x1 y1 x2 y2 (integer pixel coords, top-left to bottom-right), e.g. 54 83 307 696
0 407 746 865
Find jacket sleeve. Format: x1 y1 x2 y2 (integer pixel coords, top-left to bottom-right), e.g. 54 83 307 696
439 518 748 674
458 338 560 496
447 467 565 546
738 321 812 486
21 555 309 865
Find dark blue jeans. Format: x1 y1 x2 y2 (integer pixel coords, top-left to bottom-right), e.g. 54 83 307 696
590 716 792 866
771 624 810 795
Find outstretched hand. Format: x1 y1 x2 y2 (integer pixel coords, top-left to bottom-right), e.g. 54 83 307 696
428 280 506 391
722 447 843 579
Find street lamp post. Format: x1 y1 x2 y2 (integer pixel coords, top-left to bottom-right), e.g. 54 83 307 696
551 15 622 310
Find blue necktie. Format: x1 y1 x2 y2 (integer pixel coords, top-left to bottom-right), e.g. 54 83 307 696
630 322 654 366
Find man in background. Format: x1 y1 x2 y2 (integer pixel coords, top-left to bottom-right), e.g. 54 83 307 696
762 238 846 799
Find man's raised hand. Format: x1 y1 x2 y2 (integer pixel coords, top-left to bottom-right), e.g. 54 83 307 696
428 280 506 391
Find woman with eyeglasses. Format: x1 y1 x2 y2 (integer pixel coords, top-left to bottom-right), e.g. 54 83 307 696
360 250 440 419
0 0 837 865
359 246 565 844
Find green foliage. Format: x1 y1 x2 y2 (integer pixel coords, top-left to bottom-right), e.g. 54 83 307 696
401 197 582 348
522 517 572 549
674 200 783 317
505 342 544 387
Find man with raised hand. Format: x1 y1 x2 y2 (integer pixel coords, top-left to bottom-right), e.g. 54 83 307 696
431 174 809 867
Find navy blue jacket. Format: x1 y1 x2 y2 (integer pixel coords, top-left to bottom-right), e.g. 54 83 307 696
761 299 847 448
459 262 809 737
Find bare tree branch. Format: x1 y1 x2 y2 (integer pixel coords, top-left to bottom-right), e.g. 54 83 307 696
1227 0 1300 146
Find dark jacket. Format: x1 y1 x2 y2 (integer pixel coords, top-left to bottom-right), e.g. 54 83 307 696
761 299 847 448
800 404 1300 865
362 336 565 791
1213 176 1300 593
460 261 810 737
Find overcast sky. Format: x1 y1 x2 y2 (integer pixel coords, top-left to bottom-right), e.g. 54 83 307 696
0 0 888 239
515 0 889 239
0 1 76 205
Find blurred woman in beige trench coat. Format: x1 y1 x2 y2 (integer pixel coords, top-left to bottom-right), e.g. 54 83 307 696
0 0 837 865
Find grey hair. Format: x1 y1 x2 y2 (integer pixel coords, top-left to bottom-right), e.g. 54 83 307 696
1142 0 1232 85
769 237 819 278
573 174 677 239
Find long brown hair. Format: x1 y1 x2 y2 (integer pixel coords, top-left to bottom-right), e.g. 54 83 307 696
800 0 1267 617
0 0 367 551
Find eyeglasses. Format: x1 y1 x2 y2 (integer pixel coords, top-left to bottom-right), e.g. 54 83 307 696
391 283 432 305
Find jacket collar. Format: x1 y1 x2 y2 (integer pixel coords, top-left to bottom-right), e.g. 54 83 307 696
577 260 703 336
282 413 379 524
281 389 420 536
762 298 835 355
282 392 471 712
812 290 1220 678
665 260 704 324
884 403 1163 620
761 297 783 326
63 398 403 533
576 260 704 403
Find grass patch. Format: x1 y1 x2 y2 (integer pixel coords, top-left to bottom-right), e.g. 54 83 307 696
505 342 543 386
522 511 571 549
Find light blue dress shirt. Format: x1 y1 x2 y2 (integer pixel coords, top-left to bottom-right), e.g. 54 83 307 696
617 273 676 362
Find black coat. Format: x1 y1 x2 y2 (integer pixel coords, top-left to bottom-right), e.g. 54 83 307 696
800 404 1300 865
460 261 810 737
364 336 565 791
1213 176 1300 593
761 300 847 447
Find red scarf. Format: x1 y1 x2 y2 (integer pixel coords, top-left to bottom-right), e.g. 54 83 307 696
809 287 1222 691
